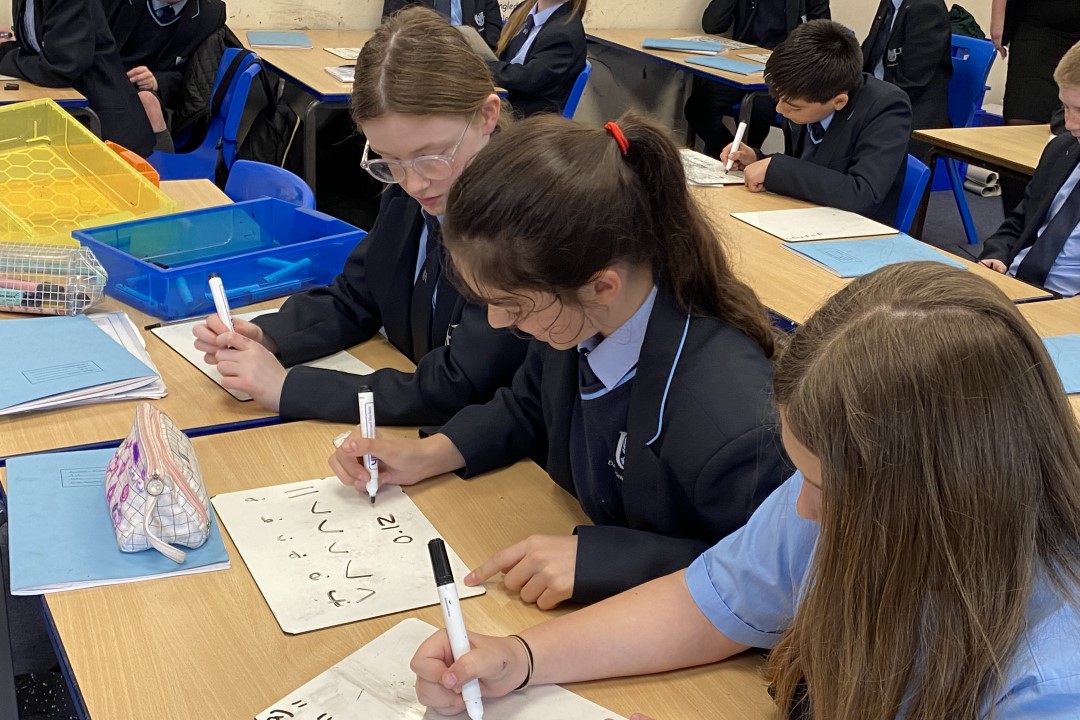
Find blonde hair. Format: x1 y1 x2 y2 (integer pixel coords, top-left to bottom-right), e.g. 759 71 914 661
495 0 588 57
1054 39 1080 89
352 7 506 125
768 262 1080 718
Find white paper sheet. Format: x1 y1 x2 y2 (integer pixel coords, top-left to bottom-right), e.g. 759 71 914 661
256 618 628 720
324 47 360 60
731 207 898 242
325 66 355 83
738 52 771 64
680 148 745 186
213 478 484 634
150 310 375 401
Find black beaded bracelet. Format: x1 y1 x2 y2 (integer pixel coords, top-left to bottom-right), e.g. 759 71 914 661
508 634 534 691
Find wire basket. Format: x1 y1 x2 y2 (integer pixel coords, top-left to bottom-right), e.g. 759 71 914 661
0 243 107 315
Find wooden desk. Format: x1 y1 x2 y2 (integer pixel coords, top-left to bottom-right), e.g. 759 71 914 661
692 185 1055 324
159 179 233 210
240 30 373 194
2 420 772 720
1018 297 1080 422
913 124 1051 177
587 28 768 91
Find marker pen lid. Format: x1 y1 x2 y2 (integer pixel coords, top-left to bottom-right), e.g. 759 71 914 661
428 538 454 587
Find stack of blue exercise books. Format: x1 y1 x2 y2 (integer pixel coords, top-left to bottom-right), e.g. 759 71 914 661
246 31 313 49
1042 335 1080 394
6 448 230 594
784 233 967 278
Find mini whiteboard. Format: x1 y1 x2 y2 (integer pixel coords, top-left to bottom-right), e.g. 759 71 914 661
150 310 375 401
731 207 897 242
213 478 483 634
256 618 628 720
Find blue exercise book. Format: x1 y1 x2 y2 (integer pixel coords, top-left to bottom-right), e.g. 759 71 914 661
642 37 725 54
0 314 156 415
685 55 763 75
246 31 313 48
7 449 230 595
1043 334 1080 394
785 234 967 278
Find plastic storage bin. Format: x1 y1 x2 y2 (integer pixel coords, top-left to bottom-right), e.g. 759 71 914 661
0 99 179 247
73 198 366 320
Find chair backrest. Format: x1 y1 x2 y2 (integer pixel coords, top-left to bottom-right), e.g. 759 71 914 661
148 49 261 180
947 35 996 129
224 159 315 208
561 60 592 120
896 154 931 233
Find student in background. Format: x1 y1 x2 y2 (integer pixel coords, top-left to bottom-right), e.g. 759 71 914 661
487 0 587 117
382 0 502 49
104 0 227 153
722 20 912 224
330 113 790 608
686 0 831 157
861 0 951 157
0 0 155 156
193 8 528 425
411 262 1080 719
979 41 1080 297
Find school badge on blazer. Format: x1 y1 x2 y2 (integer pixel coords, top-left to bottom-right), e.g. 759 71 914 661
615 431 629 472
474 11 485 27
887 47 902 64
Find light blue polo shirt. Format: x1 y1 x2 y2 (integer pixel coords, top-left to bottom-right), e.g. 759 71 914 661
685 473 1080 717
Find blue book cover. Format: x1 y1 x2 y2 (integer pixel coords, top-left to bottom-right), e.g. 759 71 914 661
7 449 230 595
785 234 967 278
0 315 156 413
642 37 725 53
1042 334 1080 394
246 31 313 48
686 55 763 75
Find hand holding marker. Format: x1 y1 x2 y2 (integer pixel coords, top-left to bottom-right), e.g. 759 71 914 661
208 273 234 331
429 538 484 720
726 120 748 173
357 388 379 504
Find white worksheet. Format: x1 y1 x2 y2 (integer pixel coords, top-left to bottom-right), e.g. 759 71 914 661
731 207 898 242
680 148 745 186
256 618 628 720
150 310 375 400
213 478 483 634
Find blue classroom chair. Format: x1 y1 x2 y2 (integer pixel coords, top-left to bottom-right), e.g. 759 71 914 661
561 60 592 120
224 160 316 208
148 49 261 181
897 154 932 234
941 36 997 245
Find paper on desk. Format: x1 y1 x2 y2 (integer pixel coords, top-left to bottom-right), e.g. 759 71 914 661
325 65 355 83
89 311 167 400
150 310 375 401
0 314 160 415
1042 334 1080 394
256 618 628 720
213 479 484 634
7 449 230 595
680 148 745 186
738 52 771 64
783 233 967 278
674 34 753 51
324 47 360 60
731 207 897 242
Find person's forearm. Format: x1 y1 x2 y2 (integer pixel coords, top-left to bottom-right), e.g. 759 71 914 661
520 571 747 685
421 433 467 477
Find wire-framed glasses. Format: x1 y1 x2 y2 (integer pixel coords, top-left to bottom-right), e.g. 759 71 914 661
360 117 473 184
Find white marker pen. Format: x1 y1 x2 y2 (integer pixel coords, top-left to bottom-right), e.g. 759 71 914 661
208 273 234 332
428 538 484 720
357 387 379 505
726 120 748 173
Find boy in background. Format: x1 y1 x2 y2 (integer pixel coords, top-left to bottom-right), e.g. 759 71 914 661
722 19 912 224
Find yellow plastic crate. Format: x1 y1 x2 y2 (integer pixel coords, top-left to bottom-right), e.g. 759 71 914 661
0 99 179 247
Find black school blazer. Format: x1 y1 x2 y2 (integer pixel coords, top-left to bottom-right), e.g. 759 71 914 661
702 0 831 44
762 73 912 225
382 0 503 49
105 0 227 106
980 133 1080 268
861 0 951 131
0 0 155 156
488 2 586 117
437 288 790 604
253 185 529 426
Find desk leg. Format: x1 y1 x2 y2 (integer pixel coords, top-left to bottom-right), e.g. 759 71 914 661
910 147 940 239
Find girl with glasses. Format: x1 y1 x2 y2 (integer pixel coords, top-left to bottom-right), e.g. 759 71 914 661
330 113 790 609
411 262 1080 720
193 7 528 426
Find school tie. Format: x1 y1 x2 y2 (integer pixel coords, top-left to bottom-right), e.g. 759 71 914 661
433 0 452 19
409 215 443 361
865 1 895 71
807 122 825 144
506 15 536 59
578 349 603 395
1015 180 1080 287
155 3 176 22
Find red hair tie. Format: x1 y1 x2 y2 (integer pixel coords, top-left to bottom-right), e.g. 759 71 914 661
604 121 629 156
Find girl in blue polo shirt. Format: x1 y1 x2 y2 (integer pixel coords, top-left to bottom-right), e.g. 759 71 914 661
410 262 1080 719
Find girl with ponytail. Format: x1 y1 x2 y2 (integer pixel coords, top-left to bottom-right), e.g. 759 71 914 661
330 111 789 609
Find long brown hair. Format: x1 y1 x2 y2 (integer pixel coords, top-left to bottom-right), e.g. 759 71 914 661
441 111 774 357
496 0 588 57
768 262 1080 718
352 6 507 126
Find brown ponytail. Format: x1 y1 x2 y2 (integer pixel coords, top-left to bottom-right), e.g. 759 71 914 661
442 111 775 358
495 0 589 57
